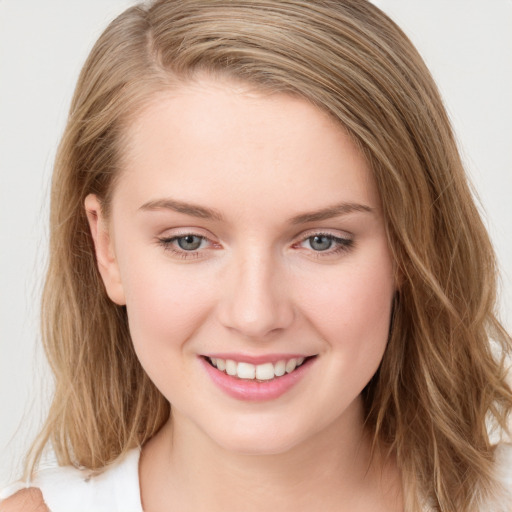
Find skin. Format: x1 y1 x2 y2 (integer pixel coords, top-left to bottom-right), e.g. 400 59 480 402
0 489 49 512
82 76 401 511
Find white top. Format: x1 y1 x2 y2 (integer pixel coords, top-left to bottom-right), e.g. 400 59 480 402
0 449 143 512
1 444 511 511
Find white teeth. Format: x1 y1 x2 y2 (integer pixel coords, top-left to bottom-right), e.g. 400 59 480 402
255 362 275 381
209 356 309 380
226 359 237 376
237 362 256 379
274 360 286 377
285 358 297 373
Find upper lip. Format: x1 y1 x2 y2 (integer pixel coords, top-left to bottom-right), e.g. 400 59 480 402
202 353 316 365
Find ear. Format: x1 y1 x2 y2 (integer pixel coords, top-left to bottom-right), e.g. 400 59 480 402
84 194 126 306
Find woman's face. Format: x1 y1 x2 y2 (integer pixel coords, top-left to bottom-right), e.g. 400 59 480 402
87 77 395 455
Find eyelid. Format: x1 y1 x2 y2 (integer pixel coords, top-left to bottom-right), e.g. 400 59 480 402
157 226 215 238
296 227 353 240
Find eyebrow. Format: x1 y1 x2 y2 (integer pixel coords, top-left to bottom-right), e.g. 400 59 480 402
289 202 374 224
139 198 373 223
139 198 224 221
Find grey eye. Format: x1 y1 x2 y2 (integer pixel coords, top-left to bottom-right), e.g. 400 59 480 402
309 235 333 251
177 235 203 251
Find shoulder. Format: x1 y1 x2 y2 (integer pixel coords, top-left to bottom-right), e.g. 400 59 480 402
0 488 49 512
0 448 142 512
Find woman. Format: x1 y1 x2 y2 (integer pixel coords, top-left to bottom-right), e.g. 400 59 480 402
1 1 511 511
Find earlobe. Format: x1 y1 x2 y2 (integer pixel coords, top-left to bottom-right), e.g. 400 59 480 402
84 194 126 306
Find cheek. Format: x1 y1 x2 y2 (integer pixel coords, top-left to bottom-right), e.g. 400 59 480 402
119 262 219 398
116 248 215 356
297 244 395 358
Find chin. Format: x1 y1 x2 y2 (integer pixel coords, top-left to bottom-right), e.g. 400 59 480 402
205 419 317 457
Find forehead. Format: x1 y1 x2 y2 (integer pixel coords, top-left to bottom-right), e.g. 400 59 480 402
114 77 380 219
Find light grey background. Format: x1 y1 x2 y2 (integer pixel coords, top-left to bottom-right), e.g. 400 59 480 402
1 0 511 486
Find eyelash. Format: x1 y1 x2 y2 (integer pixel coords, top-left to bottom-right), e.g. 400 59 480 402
156 232 354 260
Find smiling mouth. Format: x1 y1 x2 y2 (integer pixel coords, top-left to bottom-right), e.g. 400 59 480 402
204 356 315 381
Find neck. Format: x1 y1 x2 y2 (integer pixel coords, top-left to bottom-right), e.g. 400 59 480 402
139 398 402 512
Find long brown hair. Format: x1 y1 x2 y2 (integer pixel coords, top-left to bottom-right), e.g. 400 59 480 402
27 1 512 510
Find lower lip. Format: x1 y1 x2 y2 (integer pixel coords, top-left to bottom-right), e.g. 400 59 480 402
200 357 315 401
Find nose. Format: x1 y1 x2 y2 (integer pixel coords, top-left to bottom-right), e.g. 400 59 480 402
216 248 295 339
